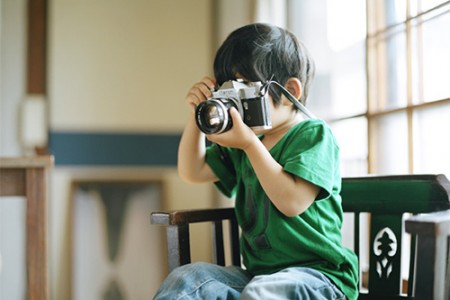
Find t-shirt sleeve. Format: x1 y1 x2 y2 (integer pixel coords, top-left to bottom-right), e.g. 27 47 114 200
282 122 339 200
205 144 237 198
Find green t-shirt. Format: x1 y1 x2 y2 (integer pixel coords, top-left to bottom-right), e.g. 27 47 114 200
205 119 359 300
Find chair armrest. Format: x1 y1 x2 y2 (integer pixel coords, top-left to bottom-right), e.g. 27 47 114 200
405 209 450 236
151 207 236 226
405 209 450 300
151 207 240 272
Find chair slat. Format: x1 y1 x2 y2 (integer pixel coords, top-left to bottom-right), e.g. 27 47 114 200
229 218 241 267
212 221 225 266
166 224 191 272
369 214 403 295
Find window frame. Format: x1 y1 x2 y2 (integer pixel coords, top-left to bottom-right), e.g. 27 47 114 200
365 0 450 174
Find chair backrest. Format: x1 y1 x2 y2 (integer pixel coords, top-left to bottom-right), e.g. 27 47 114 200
341 175 450 299
151 174 450 300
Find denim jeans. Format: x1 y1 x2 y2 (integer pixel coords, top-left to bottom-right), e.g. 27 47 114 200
153 262 345 300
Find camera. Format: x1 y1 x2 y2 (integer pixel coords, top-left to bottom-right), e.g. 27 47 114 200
195 80 272 134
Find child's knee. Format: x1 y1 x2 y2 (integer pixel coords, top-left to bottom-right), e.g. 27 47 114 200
241 270 345 300
170 262 215 280
157 262 244 300
240 275 278 299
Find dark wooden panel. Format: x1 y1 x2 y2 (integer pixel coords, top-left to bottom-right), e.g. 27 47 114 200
0 169 26 195
27 0 47 94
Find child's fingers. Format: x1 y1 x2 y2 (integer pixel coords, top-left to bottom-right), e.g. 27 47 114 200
229 107 243 124
200 76 216 90
186 78 215 107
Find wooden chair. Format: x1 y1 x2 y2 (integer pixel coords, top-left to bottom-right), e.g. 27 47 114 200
151 175 450 300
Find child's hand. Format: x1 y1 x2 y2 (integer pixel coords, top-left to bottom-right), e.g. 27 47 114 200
206 107 258 150
185 77 216 112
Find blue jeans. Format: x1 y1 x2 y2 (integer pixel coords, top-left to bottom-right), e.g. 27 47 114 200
153 262 345 300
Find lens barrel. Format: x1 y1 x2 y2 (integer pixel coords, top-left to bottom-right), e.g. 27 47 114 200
195 99 234 134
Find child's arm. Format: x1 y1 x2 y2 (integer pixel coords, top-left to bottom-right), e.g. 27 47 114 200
242 133 319 217
207 108 319 217
178 77 219 183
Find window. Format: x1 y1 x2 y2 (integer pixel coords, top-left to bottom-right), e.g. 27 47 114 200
367 0 450 176
290 0 450 178
288 0 368 176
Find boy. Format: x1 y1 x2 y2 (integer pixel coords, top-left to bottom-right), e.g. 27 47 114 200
154 23 358 300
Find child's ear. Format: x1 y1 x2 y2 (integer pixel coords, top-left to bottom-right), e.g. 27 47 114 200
285 78 302 100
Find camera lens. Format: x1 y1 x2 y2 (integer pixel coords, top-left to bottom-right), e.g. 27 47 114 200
195 99 233 134
204 105 221 127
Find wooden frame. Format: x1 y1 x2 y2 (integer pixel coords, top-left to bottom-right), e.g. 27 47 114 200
70 178 167 299
365 1 450 174
0 156 53 300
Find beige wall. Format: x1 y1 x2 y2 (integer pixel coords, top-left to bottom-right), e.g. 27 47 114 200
49 0 213 132
48 0 217 298
1 0 252 298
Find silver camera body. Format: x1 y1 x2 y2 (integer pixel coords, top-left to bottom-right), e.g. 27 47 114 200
195 80 272 134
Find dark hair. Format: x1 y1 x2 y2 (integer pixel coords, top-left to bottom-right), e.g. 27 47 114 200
213 23 315 106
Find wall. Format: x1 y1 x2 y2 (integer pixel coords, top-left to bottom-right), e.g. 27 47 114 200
0 0 28 298
0 0 26 156
1 0 254 298
47 0 217 298
49 1 213 132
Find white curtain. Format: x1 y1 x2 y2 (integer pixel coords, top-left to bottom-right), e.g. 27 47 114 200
250 0 287 27
214 0 288 48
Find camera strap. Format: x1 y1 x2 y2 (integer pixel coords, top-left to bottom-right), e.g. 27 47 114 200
263 80 316 119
